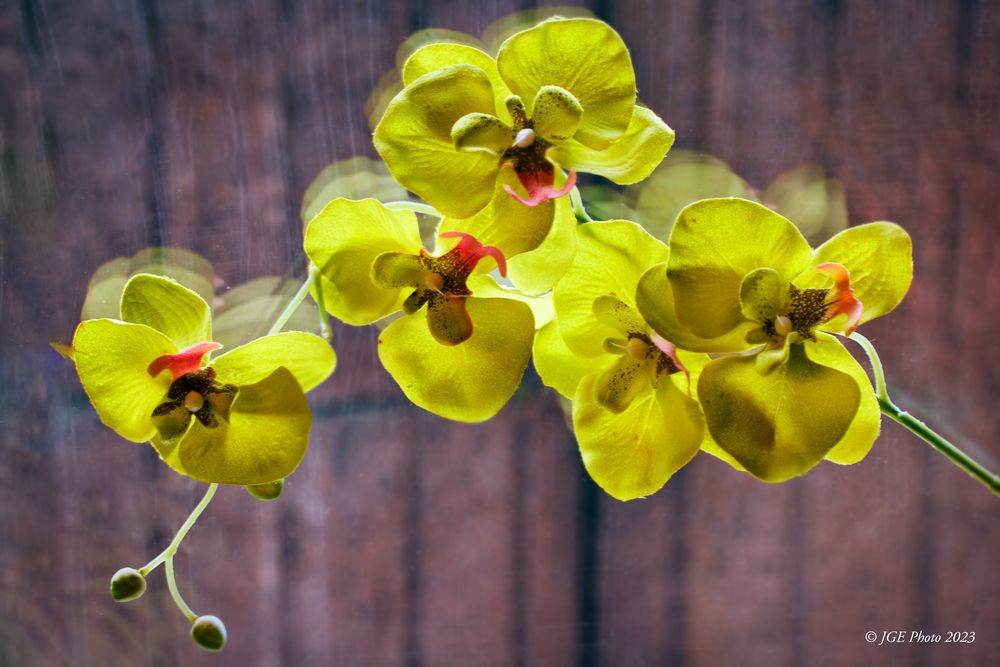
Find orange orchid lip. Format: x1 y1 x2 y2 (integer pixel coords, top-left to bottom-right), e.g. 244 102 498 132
816 262 863 335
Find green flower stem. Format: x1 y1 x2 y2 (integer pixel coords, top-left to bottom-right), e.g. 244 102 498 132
164 556 198 623
569 186 593 222
268 272 314 336
140 483 219 576
383 200 444 218
310 265 332 340
850 332 1000 496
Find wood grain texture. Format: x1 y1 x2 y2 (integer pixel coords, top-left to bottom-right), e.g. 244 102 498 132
1 1 998 666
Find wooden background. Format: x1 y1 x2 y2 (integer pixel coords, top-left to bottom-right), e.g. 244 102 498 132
2 1 998 665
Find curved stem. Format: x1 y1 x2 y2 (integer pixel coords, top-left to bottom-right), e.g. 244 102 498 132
850 332 1000 496
268 274 314 336
569 186 593 222
383 200 444 218
141 483 219 576
165 556 198 623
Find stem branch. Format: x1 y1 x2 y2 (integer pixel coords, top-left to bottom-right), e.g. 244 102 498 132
165 556 198 623
849 332 1000 496
268 275 313 336
141 483 219 576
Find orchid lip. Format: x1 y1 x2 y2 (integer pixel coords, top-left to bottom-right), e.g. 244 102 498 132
373 231 509 346
503 169 577 207
816 262 864 335
438 231 507 278
148 342 223 380
650 331 691 396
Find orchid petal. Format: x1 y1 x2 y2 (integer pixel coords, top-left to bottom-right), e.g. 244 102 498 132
437 169 557 261
210 331 336 392
402 43 513 123
497 18 636 149
304 198 423 325
377 297 534 422
503 193 577 294
532 320 591 400
698 342 860 482
451 112 515 153
739 267 788 324
800 222 913 329
374 64 500 219
531 86 583 141
592 294 647 335
554 220 668 358
809 333 881 465
593 354 648 413
468 275 556 327
549 106 674 184
573 372 703 501
153 367 312 485
72 319 176 443
636 262 754 354
371 252 430 290
665 198 812 344
121 274 212 350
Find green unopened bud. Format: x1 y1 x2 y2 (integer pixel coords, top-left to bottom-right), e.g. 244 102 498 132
191 614 227 652
109 567 146 602
245 479 284 501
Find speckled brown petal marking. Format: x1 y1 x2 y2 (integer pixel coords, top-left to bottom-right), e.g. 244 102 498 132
597 328 685 413
785 284 830 341
372 232 508 346
151 367 239 443
760 264 865 343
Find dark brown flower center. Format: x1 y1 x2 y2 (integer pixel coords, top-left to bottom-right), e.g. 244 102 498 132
761 284 832 342
152 367 238 437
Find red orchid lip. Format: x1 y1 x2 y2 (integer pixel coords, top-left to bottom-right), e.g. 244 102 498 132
148 342 222 380
438 231 508 277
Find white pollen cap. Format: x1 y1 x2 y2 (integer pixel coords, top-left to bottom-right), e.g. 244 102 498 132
513 128 536 148
184 391 205 413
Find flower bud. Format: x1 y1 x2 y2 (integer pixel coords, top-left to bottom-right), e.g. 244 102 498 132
109 567 146 602
245 479 284 501
191 614 227 652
